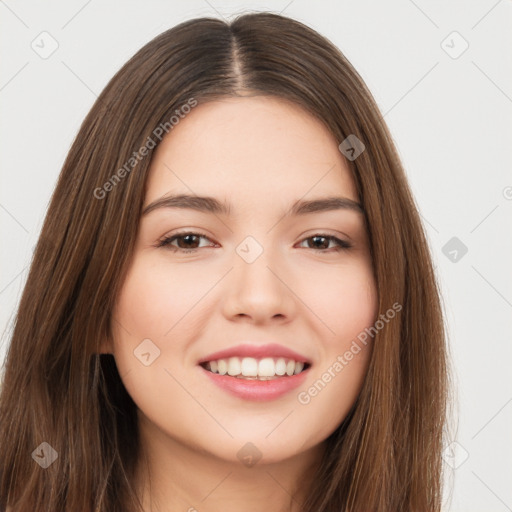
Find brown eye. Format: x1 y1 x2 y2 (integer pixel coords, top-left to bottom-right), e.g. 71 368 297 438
298 234 352 252
157 232 214 252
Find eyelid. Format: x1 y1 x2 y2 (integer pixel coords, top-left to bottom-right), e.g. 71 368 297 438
296 233 352 251
299 228 353 243
156 230 217 250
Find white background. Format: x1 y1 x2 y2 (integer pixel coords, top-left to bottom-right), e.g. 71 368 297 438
1 1 511 510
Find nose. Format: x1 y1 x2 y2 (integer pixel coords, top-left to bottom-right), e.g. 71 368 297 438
221 241 296 325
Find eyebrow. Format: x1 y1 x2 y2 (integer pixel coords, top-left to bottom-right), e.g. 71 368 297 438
142 194 363 217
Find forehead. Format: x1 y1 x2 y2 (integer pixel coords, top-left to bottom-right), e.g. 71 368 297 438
145 96 358 207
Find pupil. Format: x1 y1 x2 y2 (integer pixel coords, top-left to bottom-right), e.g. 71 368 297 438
312 236 327 249
179 234 199 249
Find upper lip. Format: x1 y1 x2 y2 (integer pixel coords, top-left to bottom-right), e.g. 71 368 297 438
197 343 312 365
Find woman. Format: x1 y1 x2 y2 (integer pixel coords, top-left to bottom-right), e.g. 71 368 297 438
0 12 448 512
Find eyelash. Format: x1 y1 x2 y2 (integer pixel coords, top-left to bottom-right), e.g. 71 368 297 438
156 231 353 253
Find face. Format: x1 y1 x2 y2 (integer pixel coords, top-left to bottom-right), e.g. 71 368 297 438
106 96 378 465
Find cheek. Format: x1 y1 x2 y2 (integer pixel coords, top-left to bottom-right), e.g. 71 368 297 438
109 256 203 433
112 254 212 342
292 261 377 438
303 260 378 344
109 254 223 402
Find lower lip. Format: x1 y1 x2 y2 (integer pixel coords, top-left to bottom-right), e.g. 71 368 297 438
199 366 310 401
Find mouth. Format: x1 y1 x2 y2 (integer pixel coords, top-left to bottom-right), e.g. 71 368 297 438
199 357 311 381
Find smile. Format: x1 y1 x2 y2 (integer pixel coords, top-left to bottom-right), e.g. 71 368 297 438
200 356 310 380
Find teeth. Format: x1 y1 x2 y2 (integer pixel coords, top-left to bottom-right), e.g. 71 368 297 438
227 357 241 376
217 359 228 375
275 358 286 375
241 357 258 377
294 361 304 374
204 356 308 379
258 357 275 377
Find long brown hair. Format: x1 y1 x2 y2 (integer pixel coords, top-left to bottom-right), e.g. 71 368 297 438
0 12 448 511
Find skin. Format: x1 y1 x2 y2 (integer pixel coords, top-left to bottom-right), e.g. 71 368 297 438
102 96 378 512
